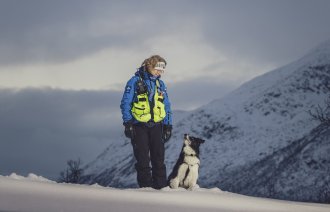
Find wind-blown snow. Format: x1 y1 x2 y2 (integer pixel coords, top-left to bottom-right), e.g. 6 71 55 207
0 174 329 212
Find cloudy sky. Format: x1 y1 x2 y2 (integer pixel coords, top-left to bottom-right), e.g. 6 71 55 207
1 0 330 179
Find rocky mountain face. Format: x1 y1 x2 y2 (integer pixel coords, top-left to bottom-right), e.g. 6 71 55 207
210 124 330 203
81 40 330 203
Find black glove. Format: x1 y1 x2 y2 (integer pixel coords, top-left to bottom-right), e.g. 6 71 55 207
124 122 135 139
162 125 172 143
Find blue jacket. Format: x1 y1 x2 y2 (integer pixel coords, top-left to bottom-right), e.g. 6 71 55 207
120 67 172 125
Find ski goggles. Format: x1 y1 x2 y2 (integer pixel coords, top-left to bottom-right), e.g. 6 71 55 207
154 62 166 72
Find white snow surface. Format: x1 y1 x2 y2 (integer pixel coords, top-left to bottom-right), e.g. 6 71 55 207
0 174 329 212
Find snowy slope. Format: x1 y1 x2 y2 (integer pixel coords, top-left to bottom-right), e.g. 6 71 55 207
1 174 329 212
215 124 330 202
82 40 330 202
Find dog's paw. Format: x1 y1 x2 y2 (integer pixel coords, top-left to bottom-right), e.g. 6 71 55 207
187 184 200 191
169 178 179 189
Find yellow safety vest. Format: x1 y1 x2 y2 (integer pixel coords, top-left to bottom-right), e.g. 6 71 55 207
131 80 166 123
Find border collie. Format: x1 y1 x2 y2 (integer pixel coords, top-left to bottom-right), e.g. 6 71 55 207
168 134 205 190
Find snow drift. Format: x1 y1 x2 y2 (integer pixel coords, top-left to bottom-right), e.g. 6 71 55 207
1 174 329 212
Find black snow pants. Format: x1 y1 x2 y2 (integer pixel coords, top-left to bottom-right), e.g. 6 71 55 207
131 123 167 189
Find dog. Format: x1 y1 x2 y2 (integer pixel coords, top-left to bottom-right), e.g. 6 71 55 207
168 134 205 190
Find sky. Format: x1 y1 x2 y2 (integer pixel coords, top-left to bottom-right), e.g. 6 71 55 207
1 0 330 179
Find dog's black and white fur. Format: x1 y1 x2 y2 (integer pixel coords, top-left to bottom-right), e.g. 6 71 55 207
168 134 205 190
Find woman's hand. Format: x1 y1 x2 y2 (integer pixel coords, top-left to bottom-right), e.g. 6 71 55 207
163 125 172 143
124 122 135 139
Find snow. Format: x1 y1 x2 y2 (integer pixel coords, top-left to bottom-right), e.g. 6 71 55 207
0 174 329 212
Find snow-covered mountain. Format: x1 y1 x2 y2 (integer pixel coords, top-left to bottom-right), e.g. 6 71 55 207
82 40 330 203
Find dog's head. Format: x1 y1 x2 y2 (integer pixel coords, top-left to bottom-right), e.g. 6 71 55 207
183 134 205 155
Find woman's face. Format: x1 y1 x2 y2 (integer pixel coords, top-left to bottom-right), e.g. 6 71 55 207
149 68 164 77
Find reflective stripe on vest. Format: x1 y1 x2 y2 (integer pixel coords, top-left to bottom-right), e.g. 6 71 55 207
131 80 166 123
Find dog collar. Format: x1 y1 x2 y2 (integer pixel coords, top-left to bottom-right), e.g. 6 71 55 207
184 153 196 157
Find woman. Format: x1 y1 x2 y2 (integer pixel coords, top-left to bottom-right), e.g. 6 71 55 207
120 55 172 189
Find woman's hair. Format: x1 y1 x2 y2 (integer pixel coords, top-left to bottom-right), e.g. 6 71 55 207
141 55 167 71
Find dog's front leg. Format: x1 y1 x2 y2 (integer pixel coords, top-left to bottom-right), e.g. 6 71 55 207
170 164 189 189
187 164 199 190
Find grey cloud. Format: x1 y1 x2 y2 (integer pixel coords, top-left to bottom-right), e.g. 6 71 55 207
1 0 329 67
0 88 123 179
196 0 330 66
0 1 150 65
0 0 188 66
